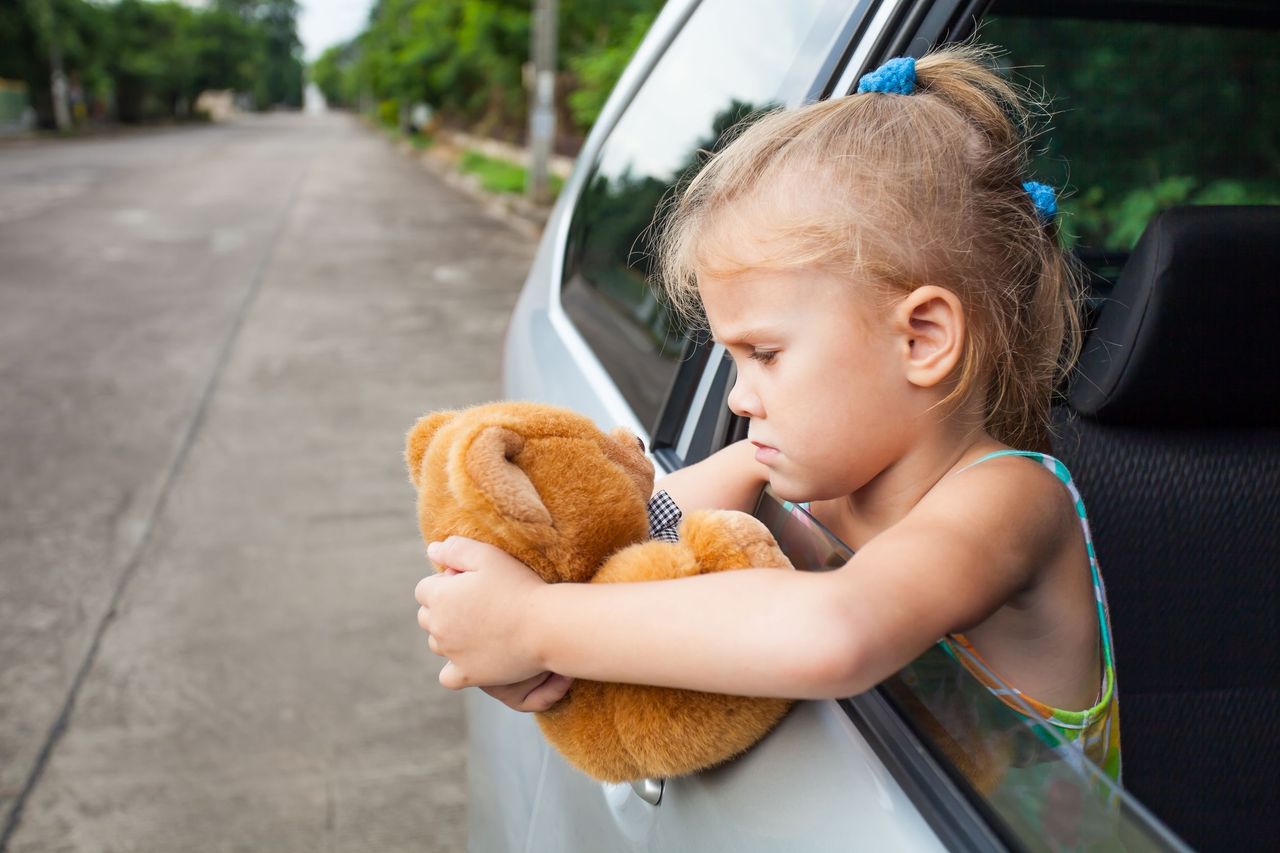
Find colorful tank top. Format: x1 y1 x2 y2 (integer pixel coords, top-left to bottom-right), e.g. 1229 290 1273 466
939 450 1122 782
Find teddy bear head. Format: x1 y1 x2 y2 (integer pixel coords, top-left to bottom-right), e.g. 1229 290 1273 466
405 401 654 583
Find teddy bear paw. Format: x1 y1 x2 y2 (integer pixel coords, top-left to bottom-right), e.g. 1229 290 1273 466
679 509 793 573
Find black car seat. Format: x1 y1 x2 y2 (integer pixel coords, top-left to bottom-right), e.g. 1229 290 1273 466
1050 206 1280 850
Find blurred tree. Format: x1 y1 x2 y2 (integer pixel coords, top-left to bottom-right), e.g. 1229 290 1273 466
2 0 113 128
0 0 304 127
190 6 262 97
215 0 304 108
310 41 361 109
108 0 199 122
561 2 658 133
333 0 664 141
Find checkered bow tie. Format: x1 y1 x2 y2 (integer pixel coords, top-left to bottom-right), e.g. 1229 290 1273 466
647 490 682 543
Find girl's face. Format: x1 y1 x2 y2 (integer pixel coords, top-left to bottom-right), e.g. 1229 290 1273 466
699 265 919 502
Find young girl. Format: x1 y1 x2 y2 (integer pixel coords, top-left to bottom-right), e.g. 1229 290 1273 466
414 45 1120 779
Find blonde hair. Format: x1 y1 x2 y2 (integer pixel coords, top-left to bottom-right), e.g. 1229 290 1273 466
654 44 1082 450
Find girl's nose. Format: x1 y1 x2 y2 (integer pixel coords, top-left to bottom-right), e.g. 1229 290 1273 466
727 379 764 419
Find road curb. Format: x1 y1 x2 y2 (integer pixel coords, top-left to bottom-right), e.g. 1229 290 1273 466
364 117 555 241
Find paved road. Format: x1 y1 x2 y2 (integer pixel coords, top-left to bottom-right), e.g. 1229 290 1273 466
0 113 535 851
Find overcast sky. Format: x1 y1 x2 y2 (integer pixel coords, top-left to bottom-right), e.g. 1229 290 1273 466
298 0 376 61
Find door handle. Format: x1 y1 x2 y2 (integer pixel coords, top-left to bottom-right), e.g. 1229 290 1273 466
630 777 664 805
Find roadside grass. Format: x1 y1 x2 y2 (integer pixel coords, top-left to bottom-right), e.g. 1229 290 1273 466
382 124 434 151
458 149 562 197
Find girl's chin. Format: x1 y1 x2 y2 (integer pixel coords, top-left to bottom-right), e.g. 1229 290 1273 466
770 471 852 504
765 475 810 504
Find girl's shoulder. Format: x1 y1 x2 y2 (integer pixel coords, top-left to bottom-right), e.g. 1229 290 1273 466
917 448 1084 585
807 448 1080 586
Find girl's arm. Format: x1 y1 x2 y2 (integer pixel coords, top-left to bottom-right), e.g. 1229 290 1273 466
653 438 767 512
418 457 1066 698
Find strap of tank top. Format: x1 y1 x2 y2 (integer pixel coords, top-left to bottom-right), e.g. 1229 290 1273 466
956 449 1117 677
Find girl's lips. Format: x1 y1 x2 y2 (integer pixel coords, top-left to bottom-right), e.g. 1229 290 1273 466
751 441 779 462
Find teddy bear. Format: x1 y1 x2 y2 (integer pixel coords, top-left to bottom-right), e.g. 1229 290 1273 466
405 401 795 783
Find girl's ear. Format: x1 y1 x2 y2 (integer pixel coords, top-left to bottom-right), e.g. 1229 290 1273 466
893 285 965 389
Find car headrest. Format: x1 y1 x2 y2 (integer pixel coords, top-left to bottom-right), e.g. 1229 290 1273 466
1068 205 1280 427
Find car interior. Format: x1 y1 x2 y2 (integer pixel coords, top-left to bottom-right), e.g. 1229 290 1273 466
1048 205 1279 850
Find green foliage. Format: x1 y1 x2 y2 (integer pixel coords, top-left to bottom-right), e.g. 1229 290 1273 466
984 15 1280 250
565 11 655 131
459 149 527 194
2 0 115 125
0 0 303 127
315 0 664 142
310 42 360 108
109 0 199 122
376 98 399 128
458 149 562 196
213 0 303 109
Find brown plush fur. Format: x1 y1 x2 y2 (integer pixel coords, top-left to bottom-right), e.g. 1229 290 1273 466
406 401 795 782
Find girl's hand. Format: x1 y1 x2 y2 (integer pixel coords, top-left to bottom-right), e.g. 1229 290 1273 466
414 536 549 689
481 672 575 713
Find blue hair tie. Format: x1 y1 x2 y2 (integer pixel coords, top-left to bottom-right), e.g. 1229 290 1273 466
1023 181 1058 221
857 57 916 95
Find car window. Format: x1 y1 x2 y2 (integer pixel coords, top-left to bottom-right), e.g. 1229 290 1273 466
982 4 1280 282
561 0 860 432
754 490 1187 851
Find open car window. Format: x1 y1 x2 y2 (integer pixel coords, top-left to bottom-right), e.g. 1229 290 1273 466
753 489 1188 851
983 2 1280 287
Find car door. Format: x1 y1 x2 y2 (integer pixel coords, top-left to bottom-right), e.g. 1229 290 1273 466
490 0 1188 850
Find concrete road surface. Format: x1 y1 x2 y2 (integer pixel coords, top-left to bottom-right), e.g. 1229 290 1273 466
0 112 535 851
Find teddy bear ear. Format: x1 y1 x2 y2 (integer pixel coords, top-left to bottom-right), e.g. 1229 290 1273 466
405 410 459 489
463 426 553 526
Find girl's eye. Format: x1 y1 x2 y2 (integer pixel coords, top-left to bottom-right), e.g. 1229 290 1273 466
749 349 777 365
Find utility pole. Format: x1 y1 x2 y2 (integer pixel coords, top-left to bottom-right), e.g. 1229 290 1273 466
38 0 72 131
526 0 557 206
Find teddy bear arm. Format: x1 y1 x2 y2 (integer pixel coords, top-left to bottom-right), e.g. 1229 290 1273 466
591 541 700 585
679 509 795 573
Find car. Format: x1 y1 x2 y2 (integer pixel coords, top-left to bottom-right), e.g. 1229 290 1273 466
482 0 1279 849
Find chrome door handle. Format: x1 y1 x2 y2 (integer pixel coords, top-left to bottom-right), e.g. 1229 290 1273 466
630 777 664 805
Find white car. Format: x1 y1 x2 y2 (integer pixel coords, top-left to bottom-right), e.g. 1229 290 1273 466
483 0 1279 849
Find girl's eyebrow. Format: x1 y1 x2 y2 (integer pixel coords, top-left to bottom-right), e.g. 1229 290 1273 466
715 326 782 346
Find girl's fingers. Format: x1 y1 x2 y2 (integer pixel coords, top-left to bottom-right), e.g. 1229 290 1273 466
427 633 442 656
479 673 573 712
414 568 462 608
414 574 436 606
439 660 468 691
416 605 430 632
480 673 545 705
426 536 503 573
523 673 574 711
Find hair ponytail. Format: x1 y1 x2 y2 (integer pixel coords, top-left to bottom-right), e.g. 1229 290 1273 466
912 45 1083 449
914 45 1028 155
